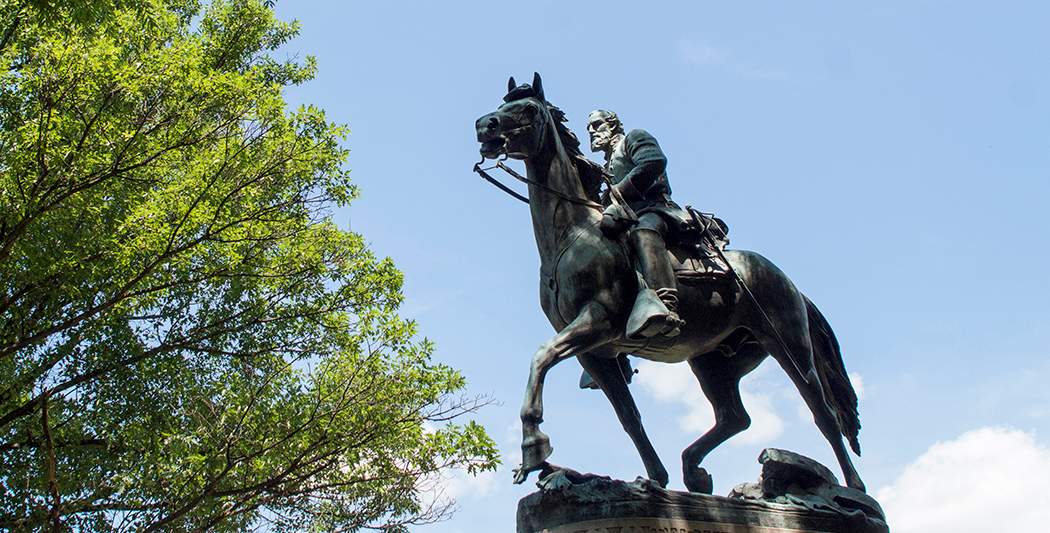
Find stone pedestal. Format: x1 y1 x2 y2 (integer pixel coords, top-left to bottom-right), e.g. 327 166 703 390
516 450 888 533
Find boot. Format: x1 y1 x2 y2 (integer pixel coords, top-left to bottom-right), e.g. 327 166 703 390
655 287 683 336
630 229 685 337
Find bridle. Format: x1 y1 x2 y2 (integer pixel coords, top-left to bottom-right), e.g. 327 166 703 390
473 155 603 210
475 96 607 210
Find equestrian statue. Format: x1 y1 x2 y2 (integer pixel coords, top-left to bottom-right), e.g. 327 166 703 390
474 73 865 495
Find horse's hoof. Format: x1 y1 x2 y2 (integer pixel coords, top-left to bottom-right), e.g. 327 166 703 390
512 466 529 485
522 434 553 468
512 461 551 485
650 466 669 488
515 434 553 485
684 466 714 494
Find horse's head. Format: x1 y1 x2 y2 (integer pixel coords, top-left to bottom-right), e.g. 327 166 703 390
476 73 553 161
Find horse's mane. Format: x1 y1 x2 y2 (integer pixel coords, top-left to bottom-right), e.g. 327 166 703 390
546 104 607 204
504 83 607 203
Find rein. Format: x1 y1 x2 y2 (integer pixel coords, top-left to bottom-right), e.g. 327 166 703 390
473 157 603 210
473 158 530 204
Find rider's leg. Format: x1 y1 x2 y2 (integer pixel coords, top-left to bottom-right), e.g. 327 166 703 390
630 213 683 336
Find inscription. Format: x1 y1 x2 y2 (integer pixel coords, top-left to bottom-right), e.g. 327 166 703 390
566 527 731 533
542 517 816 533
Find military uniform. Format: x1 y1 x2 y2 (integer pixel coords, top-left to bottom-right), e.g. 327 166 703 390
603 129 684 338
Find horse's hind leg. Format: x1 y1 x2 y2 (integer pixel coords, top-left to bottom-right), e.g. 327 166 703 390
761 329 867 492
578 351 669 487
681 344 766 493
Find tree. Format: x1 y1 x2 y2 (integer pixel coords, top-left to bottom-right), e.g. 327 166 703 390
0 1 499 530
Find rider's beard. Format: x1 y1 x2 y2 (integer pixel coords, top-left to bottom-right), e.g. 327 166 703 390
590 130 611 153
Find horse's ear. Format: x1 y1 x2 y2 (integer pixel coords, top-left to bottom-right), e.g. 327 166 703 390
532 72 543 100
508 77 516 93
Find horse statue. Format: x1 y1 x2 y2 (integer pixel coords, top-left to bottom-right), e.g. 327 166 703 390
474 73 866 494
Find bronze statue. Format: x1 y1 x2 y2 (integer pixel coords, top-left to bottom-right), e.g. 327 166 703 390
474 73 865 495
587 109 683 338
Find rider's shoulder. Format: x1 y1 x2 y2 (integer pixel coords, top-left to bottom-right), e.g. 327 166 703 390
622 129 664 162
624 129 657 142
623 129 662 151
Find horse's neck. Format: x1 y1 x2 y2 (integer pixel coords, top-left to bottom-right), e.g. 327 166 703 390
526 145 599 269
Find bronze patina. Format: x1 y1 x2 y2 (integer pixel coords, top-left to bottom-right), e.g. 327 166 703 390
587 109 683 338
475 74 865 495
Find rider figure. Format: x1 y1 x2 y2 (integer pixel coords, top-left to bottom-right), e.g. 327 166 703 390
587 110 684 338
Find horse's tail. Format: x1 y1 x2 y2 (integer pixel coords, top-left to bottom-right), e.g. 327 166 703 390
804 295 862 456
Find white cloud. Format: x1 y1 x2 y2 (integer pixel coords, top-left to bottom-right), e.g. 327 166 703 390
733 64 788 81
504 419 522 446
430 425 522 505
679 39 726 65
438 466 502 503
634 360 785 445
419 420 518 506
679 38 789 81
876 426 1050 532
737 388 784 444
848 372 866 400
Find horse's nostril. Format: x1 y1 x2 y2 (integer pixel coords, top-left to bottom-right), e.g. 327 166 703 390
487 117 499 132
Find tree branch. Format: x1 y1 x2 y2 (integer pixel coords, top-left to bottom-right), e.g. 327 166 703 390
41 394 63 533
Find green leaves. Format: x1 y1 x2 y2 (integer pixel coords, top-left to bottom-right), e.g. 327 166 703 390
0 1 498 531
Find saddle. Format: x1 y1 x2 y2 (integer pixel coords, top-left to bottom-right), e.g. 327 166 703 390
621 206 734 341
661 205 733 283
581 208 738 389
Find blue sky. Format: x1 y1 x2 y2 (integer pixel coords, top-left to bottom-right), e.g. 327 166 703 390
274 2 1050 531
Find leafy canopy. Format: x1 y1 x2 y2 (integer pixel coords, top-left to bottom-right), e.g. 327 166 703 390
0 0 498 531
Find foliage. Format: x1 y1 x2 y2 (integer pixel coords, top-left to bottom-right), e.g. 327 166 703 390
0 0 498 530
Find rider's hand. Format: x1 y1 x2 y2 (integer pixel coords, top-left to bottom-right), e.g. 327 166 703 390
613 178 642 203
600 204 633 237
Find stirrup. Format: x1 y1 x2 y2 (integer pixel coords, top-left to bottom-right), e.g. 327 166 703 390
627 289 683 340
655 287 684 337
658 311 684 338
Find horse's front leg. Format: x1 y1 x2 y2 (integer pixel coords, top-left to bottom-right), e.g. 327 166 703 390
577 350 669 487
514 302 618 485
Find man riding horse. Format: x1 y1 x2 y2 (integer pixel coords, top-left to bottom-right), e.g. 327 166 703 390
588 109 685 339
474 75 866 494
